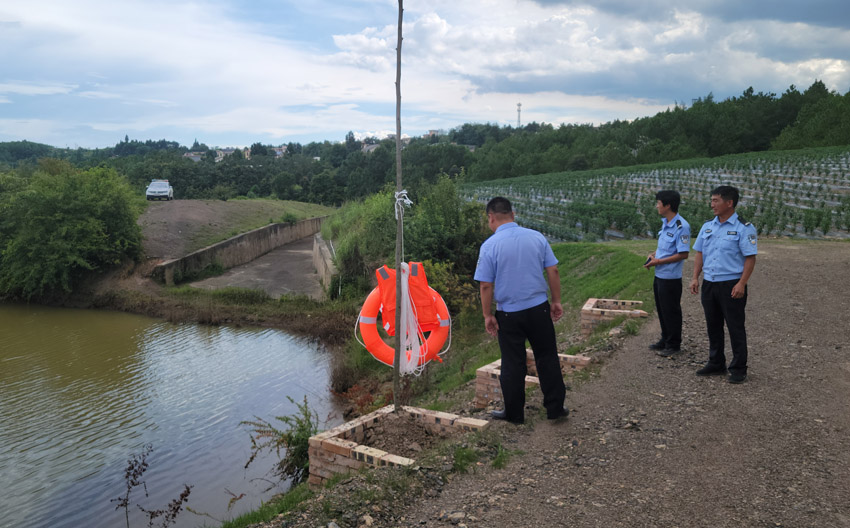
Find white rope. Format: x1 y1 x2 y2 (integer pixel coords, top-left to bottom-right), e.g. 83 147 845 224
395 189 412 261
394 189 413 221
398 262 426 376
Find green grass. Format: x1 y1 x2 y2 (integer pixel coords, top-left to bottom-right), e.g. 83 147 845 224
553 242 655 308
217 482 313 528
452 446 479 473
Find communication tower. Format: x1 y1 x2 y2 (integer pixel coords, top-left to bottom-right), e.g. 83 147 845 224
517 102 522 128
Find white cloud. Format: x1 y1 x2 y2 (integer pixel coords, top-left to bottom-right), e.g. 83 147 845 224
0 82 76 96
1 0 849 147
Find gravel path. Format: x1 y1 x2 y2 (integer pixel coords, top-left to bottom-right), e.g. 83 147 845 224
396 239 850 527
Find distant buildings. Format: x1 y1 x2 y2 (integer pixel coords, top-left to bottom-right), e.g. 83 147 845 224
182 146 255 163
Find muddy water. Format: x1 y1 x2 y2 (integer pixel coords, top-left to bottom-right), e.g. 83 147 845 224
0 303 342 528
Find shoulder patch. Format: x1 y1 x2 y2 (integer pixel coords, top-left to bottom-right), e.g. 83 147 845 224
680 234 690 244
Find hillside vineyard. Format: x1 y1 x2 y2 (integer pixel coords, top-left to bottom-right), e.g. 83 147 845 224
463 150 850 241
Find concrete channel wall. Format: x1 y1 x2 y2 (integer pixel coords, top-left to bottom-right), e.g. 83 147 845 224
152 216 327 286
312 233 337 289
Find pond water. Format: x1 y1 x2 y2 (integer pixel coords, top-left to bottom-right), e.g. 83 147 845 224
0 303 342 528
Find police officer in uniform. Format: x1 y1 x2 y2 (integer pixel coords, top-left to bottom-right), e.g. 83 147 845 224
645 190 690 357
690 186 757 384
475 197 568 424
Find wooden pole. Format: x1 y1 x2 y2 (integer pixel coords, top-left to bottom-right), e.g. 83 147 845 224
393 0 404 412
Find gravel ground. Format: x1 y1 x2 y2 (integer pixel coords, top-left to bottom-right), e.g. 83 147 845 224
270 239 850 528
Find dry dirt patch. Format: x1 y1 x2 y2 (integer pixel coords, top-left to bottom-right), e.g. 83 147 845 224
360 412 461 459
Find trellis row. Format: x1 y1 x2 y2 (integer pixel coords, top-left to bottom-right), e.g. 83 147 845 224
462 151 850 240
307 405 489 488
474 350 592 409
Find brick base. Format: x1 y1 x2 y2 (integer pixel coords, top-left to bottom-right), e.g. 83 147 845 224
307 406 489 488
473 350 591 409
580 298 648 338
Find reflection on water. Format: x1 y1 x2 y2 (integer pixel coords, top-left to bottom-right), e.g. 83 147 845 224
0 304 341 528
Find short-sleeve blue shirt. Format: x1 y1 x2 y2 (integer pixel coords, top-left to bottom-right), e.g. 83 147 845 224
474 222 558 312
693 212 758 282
655 213 691 279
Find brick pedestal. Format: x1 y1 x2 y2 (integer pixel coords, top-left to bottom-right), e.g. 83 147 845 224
473 351 591 409
580 298 648 338
307 405 489 488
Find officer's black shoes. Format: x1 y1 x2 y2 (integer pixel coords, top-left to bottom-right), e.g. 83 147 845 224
547 407 570 421
695 363 727 376
656 347 681 357
491 409 524 424
648 341 666 350
728 372 748 384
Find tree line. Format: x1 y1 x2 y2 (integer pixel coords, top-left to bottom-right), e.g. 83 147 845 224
1 80 848 206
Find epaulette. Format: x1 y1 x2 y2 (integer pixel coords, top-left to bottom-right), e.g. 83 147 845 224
675 219 682 227
738 217 750 226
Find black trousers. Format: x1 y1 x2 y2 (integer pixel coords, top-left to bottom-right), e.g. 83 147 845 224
653 277 683 349
701 279 748 374
495 301 566 422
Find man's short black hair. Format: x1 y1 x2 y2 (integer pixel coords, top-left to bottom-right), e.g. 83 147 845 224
655 190 680 212
711 185 739 207
486 196 513 215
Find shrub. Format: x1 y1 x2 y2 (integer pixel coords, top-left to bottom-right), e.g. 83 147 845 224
241 395 319 487
0 165 143 298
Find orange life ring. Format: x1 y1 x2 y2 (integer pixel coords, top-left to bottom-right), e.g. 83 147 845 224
358 286 450 367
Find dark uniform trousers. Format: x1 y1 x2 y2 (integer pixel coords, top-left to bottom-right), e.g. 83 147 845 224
653 277 683 349
495 301 566 422
701 279 748 374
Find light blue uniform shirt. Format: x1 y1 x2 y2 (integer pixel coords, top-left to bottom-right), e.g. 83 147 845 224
693 212 758 282
655 213 691 279
474 222 558 312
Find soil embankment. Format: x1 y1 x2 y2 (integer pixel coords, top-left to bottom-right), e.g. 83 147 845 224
273 239 850 528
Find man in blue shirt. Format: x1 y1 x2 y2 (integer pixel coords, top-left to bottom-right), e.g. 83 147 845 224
690 186 758 384
474 197 567 424
644 190 690 357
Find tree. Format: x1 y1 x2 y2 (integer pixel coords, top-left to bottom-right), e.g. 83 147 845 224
250 142 269 157
0 165 142 298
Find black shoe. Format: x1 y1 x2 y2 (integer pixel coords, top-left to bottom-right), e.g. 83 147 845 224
656 347 681 357
547 407 569 420
648 341 666 351
728 372 748 384
696 363 727 376
491 409 524 424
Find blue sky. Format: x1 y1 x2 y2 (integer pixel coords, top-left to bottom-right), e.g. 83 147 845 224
2 0 849 149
